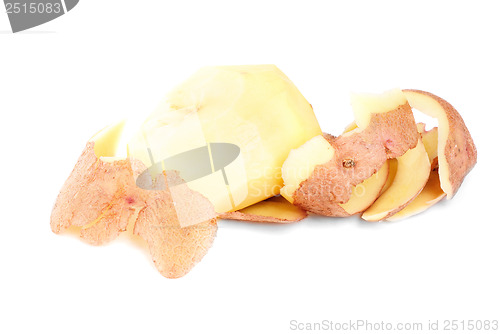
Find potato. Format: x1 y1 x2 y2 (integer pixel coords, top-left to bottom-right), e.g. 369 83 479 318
51 65 323 278
50 63 478 278
128 65 322 213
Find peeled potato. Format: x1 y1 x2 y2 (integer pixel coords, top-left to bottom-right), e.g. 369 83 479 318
51 65 325 278
128 65 322 213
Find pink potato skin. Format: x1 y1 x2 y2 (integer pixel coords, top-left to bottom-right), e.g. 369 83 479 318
294 103 419 216
404 89 477 197
50 141 218 278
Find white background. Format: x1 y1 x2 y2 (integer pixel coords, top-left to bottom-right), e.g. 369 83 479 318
1 1 499 333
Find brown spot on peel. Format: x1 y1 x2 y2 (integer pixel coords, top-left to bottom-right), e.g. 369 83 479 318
342 159 356 168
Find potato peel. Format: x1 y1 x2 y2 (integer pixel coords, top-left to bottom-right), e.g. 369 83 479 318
386 170 445 221
403 89 477 198
220 196 308 223
291 98 419 215
361 138 431 221
385 124 445 221
50 142 139 245
51 83 478 279
51 125 218 279
133 171 217 279
338 161 389 215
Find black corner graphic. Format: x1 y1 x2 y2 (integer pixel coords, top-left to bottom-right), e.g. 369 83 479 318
4 0 79 33
64 0 77 11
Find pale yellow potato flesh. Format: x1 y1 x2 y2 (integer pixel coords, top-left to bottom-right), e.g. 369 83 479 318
416 122 426 133
379 126 436 201
386 125 444 220
351 88 408 129
343 121 358 134
361 138 430 221
339 161 389 214
91 120 126 158
280 135 334 203
387 171 445 221
421 126 439 166
403 89 477 198
128 65 322 213
220 196 307 223
380 159 398 194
